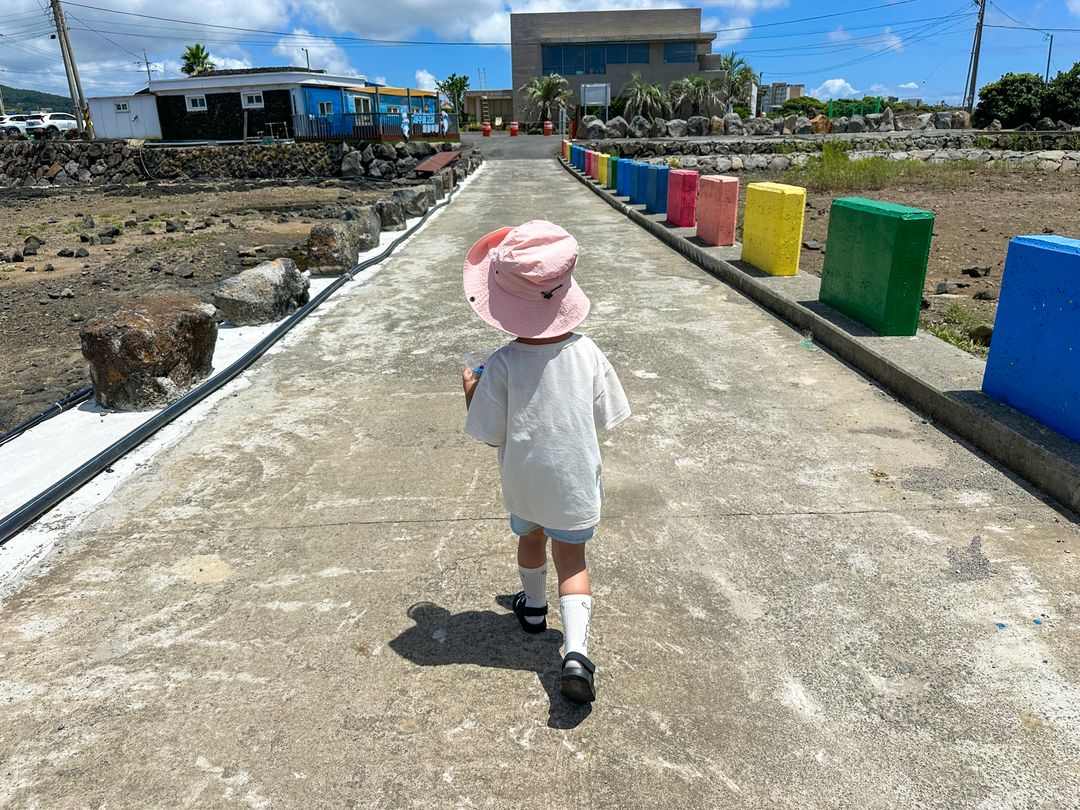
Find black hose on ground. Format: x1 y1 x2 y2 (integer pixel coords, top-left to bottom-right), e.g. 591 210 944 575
0 386 94 448
0 179 464 547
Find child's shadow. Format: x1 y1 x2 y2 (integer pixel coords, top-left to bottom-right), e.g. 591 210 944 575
388 597 592 729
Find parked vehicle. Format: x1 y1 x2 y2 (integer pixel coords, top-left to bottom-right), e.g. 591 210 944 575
1 115 32 136
25 112 79 137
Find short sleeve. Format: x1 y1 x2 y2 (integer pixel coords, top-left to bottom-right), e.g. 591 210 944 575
464 353 508 446
594 357 631 431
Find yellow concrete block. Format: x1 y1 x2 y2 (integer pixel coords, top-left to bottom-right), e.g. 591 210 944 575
598 154 609 186
742 182 806 276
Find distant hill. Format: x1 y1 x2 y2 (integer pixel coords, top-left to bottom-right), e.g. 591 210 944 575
1 84 74 114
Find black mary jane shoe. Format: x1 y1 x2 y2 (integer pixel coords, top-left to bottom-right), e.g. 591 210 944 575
512 591 548 634
560 651 597 703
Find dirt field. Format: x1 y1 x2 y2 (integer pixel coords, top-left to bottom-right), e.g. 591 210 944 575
0 180 385 432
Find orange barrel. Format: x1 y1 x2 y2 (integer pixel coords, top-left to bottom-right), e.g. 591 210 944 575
482 121 491 137
543 120 553 136
509 121 519 136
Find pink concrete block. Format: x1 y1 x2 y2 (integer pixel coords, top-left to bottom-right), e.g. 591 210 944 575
697 175 740 246
666 169 699 228
588 151 597 178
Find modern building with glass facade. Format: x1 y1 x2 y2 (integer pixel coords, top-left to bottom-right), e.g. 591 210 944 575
510 9 719 122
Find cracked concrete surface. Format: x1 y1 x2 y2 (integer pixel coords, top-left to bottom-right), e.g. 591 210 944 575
1 153 1079 808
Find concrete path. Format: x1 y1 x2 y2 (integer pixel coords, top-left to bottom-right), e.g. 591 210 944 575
2 156 1079 808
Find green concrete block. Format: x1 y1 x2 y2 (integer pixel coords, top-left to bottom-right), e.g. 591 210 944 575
819 197 934 336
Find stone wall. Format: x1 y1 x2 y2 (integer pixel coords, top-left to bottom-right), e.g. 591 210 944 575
584 131 1080 159
0 139 463 188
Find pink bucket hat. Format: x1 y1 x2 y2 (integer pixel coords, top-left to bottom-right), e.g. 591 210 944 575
463 220 590 339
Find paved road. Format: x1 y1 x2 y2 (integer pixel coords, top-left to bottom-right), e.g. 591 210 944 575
2 155 1078 808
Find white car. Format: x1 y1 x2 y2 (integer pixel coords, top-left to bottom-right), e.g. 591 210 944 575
25 112 79 137
1 115 31 135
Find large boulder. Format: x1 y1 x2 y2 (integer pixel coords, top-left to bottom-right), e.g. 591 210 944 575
375 196 406 231
80 296 217 411
724 112 744 136
916 113 935 131
580 115 599 130
340 150 366 178
605 116 629 138
772 117 784 134
213 258 309 326
951 110 972 129
373 142 397 161
864 113 883 131
896 113 920 131
783 114 797 134
933 111 954 130
307 222 360 275
628 115 651 138
393 185 436 216
710 115 725 135
687 115 710 136
343 205 382 249
1036 117 1057 131
405 141 437 159
745 117 774 136
810 115 832 134
666 118 689 137
881 107 895 131
988 119 1002 132
833 116 850 134
585 119 607 139
367 159 395 179
794 116 813 135
649 117 667 138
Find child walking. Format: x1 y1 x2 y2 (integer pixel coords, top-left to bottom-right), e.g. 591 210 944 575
460 220 630 703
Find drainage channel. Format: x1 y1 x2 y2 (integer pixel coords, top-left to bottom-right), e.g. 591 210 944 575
1 179 467 547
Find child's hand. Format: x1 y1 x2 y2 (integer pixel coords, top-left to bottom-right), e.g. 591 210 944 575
462 368 479 408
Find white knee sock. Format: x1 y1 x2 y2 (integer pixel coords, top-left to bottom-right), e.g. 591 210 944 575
560 594 592 659
518 564 548 624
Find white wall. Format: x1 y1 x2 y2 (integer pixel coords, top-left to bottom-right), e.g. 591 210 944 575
88 95 162 140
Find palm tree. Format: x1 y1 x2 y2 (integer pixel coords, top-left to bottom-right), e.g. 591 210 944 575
715 52 753 113
519 74 572 122
181 44 216 77
668 74 725 117
621 71 670 120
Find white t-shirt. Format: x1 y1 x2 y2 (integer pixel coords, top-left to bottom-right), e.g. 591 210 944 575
464 334 631 531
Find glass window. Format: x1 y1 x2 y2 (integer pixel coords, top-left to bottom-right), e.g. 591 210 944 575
242 92 264 109
605 43 626 64
664 42 697 63
185 95 207 111
561 45 584 75
114 102 129 113
585 44 606 74
317 101 334 115
542 45 561 76
626 43 649 63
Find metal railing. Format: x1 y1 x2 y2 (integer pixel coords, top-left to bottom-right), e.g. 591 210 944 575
291 112 459 142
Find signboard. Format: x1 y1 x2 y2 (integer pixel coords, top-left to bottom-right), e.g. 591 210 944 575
580 83 611 106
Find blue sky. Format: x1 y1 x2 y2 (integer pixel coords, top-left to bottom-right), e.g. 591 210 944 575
0 1 1076 105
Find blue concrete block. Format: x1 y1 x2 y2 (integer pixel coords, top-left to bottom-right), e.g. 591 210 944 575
630 162 649 206
572 145 582 170
616 158 633 198
645 165 669 214
983 235 1080 442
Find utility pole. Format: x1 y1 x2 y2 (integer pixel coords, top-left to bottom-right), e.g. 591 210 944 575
49 0 93 136
302 48 310 70
141 49 153 87
1044 34 1054 83
964 0 987 113
0 68 6 116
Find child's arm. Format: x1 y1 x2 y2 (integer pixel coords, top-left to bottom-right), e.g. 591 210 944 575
462 360 506 448
462 368 479 410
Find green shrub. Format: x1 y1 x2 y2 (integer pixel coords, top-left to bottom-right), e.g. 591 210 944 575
973 72 1045 128
732 106 751 119
1043 61 1080 125
778 95 825 118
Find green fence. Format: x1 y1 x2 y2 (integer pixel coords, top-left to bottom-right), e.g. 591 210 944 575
827 98 882 119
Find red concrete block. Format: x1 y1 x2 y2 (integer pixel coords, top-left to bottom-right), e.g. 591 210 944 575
697 175 740 246
666 169 699 228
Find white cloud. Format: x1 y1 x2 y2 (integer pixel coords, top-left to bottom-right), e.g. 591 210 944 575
711 16 753 49
869 83 888 93
272 29 362 78
414 69 437 91
811 78 860 99
899 81 920 90
1069 0 1080 14
871 26 904 53
371 76 388 86
828 27 853 43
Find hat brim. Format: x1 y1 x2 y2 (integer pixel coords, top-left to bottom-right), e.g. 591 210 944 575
463 227 591 339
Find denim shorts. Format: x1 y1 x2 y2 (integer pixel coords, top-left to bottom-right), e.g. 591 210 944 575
509 514 595 544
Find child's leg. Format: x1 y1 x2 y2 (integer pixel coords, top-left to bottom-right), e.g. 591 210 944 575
517 526 548 623
551 539 592 657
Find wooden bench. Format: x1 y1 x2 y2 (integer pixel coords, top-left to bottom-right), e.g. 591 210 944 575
414 150 461 177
